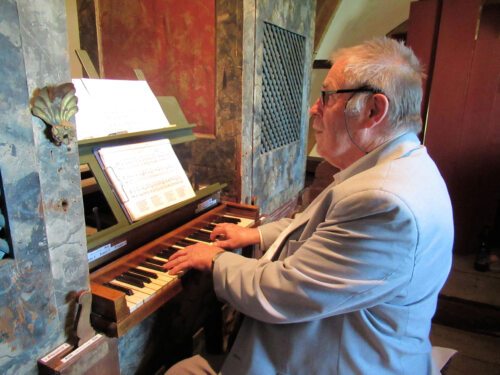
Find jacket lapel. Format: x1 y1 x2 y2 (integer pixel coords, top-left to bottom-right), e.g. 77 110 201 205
270 181 335 260
269 133 422 261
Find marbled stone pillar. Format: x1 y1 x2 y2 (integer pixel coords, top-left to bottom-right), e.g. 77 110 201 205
0 1 88 373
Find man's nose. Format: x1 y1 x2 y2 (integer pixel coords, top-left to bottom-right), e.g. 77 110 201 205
309 98 321 116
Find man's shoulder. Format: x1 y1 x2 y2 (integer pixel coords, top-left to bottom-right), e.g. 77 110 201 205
330 151 449 212
343 148 439 189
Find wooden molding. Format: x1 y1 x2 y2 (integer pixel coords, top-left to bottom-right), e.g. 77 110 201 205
314 0 340 54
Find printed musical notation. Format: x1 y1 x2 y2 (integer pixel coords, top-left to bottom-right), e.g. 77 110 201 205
96 139 195 221
73 78 173 140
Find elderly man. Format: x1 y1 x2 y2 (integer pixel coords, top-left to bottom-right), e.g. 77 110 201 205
165 37 453 374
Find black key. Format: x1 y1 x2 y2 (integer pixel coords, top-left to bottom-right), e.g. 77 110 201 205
204 224 216 231
116 274 144 288
156 248 177 260
124 271 151 283
193 230 211 237
140 262 166 272
130 267 158 279
162 247 178 256
175 239 195 247
213 216 241 224
223 215 241 223
146 257 166 266
104 282 133 296
188 231 211 241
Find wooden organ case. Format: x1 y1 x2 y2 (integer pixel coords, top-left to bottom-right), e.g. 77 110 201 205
79 99 258 368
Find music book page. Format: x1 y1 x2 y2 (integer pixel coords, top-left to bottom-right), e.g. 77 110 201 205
96 139 195 222
73 78 173 140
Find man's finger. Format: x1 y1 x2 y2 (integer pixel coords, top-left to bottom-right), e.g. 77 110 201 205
166 253 191 273
167 249 186 261
164 257 177 270
210 227 226 240
165 252 187 269
168 263 188 276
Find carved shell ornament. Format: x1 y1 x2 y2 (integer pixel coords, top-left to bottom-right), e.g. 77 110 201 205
31 83 78 146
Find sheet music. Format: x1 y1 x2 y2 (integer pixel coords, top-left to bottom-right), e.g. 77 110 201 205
73 78 173 140
97 139 195 222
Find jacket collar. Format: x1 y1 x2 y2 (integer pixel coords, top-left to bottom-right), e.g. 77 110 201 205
332 132 422 186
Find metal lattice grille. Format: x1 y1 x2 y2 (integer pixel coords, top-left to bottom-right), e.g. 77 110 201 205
260 22 306 154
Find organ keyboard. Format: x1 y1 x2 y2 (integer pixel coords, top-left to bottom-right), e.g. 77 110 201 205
89 201 258 337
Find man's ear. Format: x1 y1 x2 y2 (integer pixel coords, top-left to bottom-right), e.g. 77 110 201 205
364 93 389 128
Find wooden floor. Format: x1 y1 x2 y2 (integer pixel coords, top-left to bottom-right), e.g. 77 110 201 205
430 252 500 374
431 324 500 374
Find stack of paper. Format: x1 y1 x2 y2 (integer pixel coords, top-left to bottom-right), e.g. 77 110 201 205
73 78 172 140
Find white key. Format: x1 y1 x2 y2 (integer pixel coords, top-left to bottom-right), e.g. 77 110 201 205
125 294 143 313
185 237 211 244
136 266 177 283
237 217 255 228
140 276 167 287
125 292 144 305
125 267 165 290
112 280 156 297
142 280 162 291
126 299 140 313
107 281 150 308
152 256 170 263
124 272 164 290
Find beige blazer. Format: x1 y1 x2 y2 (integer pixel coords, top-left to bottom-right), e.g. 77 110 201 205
213 133 453 374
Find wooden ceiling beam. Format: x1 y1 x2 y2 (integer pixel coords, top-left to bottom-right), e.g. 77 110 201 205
314 0 341 56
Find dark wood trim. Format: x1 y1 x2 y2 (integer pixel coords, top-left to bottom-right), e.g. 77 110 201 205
314 0 341 52
434 294 500 336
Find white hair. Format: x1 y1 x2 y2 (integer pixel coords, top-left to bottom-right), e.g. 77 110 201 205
331 37 425 134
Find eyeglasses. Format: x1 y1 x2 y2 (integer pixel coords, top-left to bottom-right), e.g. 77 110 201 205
320 85 383 107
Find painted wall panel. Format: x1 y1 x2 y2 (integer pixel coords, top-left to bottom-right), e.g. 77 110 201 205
98 0 216 136
187 0 244 203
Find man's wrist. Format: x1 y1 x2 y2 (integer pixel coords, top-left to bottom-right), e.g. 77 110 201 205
211 250 225 272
